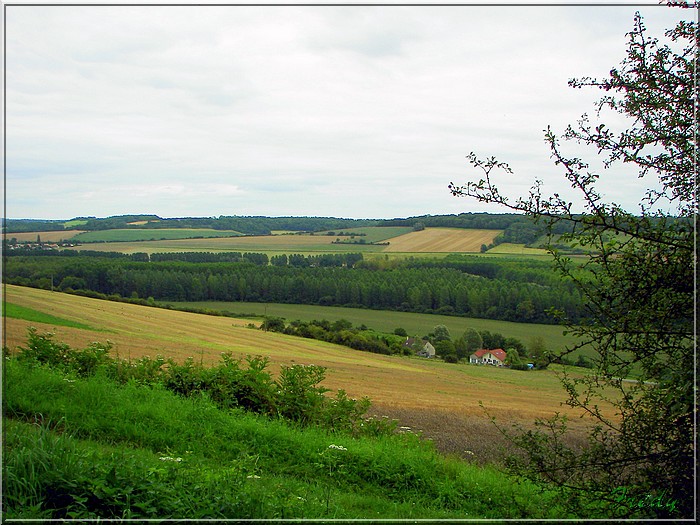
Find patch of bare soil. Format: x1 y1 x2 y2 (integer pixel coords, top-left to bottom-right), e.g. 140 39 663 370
369 404 590 467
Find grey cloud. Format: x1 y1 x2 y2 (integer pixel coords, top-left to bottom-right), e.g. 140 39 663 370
5 4 693 220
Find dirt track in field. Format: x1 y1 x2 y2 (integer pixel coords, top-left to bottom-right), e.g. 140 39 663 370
3 284 598 463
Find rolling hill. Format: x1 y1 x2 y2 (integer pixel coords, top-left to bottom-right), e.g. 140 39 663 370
3 284 606 462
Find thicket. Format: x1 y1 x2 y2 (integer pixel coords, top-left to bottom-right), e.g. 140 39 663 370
262 317 407 356
3 255 583 324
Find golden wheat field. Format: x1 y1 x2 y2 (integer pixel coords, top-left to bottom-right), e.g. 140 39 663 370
3 285 604 461
383 228 501 253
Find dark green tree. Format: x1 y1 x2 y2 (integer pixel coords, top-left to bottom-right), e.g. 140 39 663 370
431 325 452 343
434 339 456 359
449 7 695 518
455 328 483 359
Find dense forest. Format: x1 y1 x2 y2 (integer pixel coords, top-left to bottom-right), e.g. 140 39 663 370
3 253 583 324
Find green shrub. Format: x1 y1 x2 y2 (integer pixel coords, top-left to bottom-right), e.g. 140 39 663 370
276 364 328 424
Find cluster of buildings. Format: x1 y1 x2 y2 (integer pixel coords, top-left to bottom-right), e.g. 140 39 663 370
404 338 533 368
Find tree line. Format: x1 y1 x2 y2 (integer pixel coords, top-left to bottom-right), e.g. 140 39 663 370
4 254 584 324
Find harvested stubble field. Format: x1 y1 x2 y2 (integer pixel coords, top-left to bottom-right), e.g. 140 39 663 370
8 230 86 242
383 228 502 253
3 285 603 464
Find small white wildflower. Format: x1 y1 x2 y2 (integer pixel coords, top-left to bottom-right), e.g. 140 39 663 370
465 450 475 456
159 456 182 462
327 444 347 451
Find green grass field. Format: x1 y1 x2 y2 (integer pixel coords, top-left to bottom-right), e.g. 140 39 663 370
315 226 414 243
72 228 242 243
166 300 580 356
63 219 89 228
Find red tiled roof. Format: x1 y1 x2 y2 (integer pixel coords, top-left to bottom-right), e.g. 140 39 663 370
472 348 507 361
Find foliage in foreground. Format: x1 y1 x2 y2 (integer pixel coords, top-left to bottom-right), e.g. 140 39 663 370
11 327 388 437
3 351 582 520
450 7 695 519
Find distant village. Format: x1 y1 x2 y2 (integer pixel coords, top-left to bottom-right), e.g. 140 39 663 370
3 238 78 251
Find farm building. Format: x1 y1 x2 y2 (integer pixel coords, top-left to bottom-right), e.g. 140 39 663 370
404 338 436 358
417 342 436 358
469 348 507 367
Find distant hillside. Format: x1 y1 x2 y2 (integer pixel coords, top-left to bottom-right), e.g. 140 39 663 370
5 213 529 235
1 213 579 247
3 215 381 236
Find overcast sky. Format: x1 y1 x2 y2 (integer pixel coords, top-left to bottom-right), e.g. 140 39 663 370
4 2 693 220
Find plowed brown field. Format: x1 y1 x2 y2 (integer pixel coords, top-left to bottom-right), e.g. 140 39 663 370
3 284 604 463
383 228 501 253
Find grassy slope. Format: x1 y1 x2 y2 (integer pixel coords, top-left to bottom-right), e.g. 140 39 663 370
3 361 573 520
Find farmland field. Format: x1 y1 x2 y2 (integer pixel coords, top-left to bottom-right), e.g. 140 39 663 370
3 284 606 460
55 226 509 256
72 228 242 242
317 226 414 243
383 228 502 253
62 231 395 255
63 219 89 228
486 243 550 256
7 230 85 242
168 300 579 356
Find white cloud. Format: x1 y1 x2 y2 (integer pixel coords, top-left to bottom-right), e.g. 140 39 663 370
5 4 692 219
